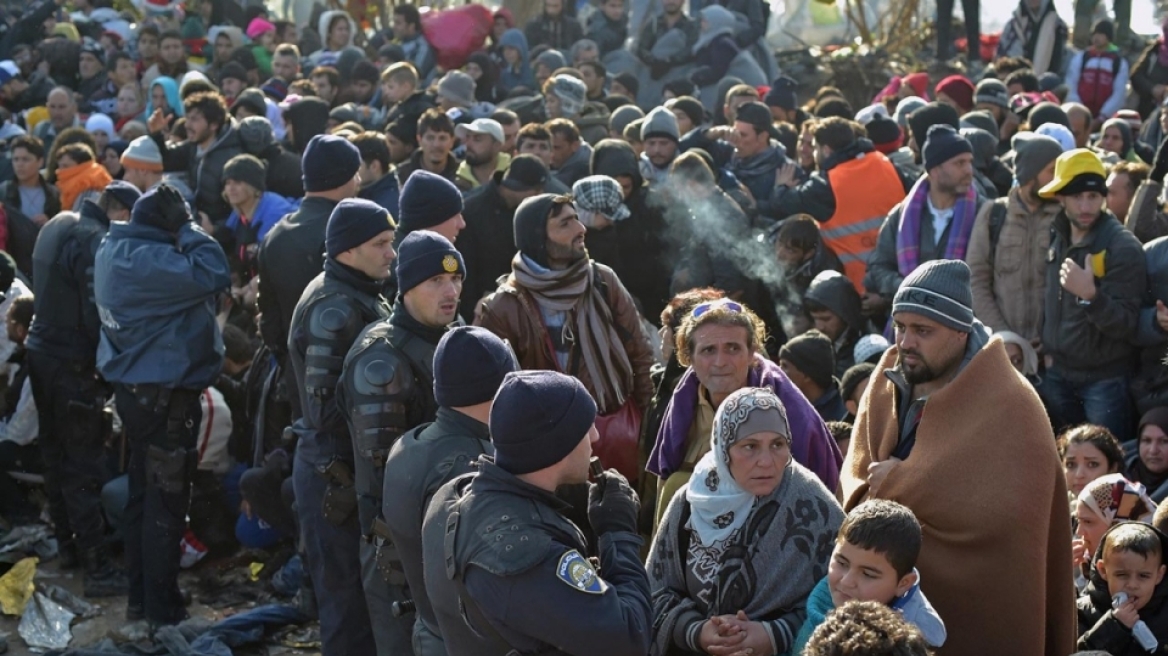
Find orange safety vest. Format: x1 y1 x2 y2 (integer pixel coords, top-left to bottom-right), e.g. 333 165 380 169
823 152 906 292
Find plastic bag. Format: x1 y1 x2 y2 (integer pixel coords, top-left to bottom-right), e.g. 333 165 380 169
18 591 75 650
0 557 36 616
420 5 494 71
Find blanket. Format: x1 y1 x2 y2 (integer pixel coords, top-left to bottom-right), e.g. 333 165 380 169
840 337 1076 655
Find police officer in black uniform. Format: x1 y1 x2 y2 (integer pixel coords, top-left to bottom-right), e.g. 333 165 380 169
26 182 140 597
422 370 652 656
287 198 396 655
338 230 465 654
382 325 518 655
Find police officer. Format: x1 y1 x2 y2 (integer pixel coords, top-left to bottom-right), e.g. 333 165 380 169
422 370 652 656
27 181 139 597
287 197 396 655
338 229 465 653
382 325 518 656
94 184 231 627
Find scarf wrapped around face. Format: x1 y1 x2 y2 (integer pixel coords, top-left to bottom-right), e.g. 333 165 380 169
510 254 634 414
1078 473 1157 525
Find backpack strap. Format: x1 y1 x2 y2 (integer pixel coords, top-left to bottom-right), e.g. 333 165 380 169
987 198 1009 267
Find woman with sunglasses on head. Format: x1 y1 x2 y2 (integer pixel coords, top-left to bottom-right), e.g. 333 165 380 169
646 298 842 528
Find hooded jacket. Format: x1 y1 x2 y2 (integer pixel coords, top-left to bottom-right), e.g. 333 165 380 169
145 77 185 119
498 29 535 93
226 191 300 250
553 140 593 187
1132 40 1168 119
94 221 230 388
283 97 330 154
591 139 673 321
804 270 865 376
310 10 357 67
1077 522 1168 654
1042 210 1145 381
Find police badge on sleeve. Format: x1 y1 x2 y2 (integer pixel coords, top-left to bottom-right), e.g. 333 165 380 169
556 550 608 594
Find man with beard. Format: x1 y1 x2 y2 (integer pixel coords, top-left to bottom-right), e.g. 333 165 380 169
476 194 654 472
638 106 678 187
1039 149 1145 442
454 119 510 192
864 125 987 322
967 133 1063 344
727 102 789 219
148 91 242 224
841 259 1075 656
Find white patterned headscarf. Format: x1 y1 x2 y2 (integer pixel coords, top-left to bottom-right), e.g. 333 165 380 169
686 387 791 547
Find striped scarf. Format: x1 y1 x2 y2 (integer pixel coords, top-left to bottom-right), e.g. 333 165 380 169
511 254 634 414
896 176 977 277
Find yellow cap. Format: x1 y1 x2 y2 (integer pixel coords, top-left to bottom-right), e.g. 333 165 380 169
24 106 48 133
1038 148 1106 198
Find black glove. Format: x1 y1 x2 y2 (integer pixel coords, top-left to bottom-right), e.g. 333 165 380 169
1153 135 1168 184
587 469 639 535
155 183 192 234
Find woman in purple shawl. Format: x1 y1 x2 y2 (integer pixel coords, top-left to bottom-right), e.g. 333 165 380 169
645 298 842 527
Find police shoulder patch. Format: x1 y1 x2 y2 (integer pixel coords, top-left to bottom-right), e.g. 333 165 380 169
555 550 607 595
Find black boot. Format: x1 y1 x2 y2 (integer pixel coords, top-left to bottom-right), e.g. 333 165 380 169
82 547 129 598
58 541 80 570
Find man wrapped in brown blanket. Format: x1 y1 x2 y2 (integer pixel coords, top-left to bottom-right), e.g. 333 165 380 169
841 259 1076 656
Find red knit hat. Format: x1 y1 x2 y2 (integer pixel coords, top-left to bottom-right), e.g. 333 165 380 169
935 75 975 113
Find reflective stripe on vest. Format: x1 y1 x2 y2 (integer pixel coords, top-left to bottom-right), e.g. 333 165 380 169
824 152 905 292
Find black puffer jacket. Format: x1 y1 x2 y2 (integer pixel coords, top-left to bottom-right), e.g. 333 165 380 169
153 119 243 223
1077 522 1168 654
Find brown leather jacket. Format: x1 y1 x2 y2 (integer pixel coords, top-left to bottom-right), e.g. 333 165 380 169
475 261 655 414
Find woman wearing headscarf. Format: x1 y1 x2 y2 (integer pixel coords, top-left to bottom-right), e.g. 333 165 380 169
1097 117 1151 164
1071 473 1157 590
465 51 502 104
146 76 184 126
646 386 844 656
1127 408 1168 502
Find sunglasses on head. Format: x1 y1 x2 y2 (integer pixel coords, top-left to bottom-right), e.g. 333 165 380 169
692 300 743 318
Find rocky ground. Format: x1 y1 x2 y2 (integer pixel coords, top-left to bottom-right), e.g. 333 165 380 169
0 543 320 655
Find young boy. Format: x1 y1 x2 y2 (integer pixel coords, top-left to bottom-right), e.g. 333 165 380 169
1078 522 1168 654
380 62 434 131
793 500 947 653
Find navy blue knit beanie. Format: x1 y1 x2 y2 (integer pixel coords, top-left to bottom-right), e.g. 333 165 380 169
922 124 973 171
302 134 362 192
434 326 519 407
489 370 598 475
399 170 464 236
325 198 396 259
395 230 465 295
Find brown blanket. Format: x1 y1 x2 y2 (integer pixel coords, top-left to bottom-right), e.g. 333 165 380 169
841 337 1075 656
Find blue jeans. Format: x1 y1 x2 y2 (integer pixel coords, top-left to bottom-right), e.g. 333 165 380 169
1041 369 1134 442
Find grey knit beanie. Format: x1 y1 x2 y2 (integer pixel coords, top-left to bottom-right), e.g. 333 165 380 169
892 259 974 332
609 105 645 135
1012 133 1064 187
641 105 680 143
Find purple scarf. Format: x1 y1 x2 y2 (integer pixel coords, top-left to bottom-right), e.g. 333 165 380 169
645 355 842 492
895 176 978 277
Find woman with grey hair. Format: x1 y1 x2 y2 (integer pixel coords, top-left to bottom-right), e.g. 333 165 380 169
646 386 843 656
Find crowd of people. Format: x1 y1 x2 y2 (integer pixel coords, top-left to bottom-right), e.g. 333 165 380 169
6 0 1168 652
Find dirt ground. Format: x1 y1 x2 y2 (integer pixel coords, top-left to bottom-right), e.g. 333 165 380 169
0 552 321 655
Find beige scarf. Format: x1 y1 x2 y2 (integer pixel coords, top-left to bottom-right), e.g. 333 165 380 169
511 254 633 414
